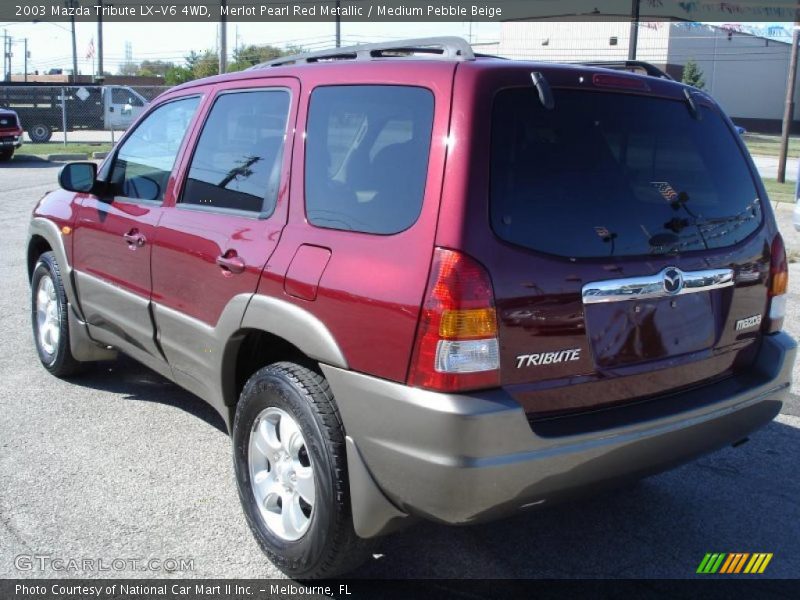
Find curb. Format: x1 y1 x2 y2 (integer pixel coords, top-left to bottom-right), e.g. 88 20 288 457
44 153 89 161
92 151 109 159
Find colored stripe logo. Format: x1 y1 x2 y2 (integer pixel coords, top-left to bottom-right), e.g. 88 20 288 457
697 553 773 574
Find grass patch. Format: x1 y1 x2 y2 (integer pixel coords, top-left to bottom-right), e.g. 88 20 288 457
761 177 796 204
15 142 112 157
743 134 800 159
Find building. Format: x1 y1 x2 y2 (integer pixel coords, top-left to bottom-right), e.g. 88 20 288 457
490 20 800 132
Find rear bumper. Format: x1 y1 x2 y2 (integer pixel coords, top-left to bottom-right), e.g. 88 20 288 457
323 332 796 536
0 132 23 148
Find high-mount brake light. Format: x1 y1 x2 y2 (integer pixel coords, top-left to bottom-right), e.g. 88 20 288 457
408 248 500 392
592 73 650 91
766 234 788 333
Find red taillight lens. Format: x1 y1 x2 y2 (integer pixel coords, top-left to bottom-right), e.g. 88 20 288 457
766 234 788 333
408 248 500 392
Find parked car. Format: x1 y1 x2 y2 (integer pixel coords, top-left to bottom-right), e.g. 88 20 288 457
26 37 795 578
0 83 147 142
0 107 23 160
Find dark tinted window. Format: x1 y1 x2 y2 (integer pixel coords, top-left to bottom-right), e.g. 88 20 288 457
181 90 290 215
110 96 199 202
490 89 762 258
305 85 434 234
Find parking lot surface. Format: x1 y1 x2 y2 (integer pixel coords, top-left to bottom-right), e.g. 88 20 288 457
1 163 799 579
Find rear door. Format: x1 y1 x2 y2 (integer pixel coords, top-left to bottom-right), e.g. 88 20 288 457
447 65 773 416
150 79 298 402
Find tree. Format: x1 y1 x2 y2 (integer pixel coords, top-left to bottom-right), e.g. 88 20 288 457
138 60 174 78
682 59 705 90
164 65 194 86
192 50 219 79
227 44 305 72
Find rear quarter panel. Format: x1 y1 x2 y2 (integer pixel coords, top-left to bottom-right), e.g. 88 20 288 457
255 62 456 382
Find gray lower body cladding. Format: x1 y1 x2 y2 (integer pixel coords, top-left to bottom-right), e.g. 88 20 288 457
323 332 795 535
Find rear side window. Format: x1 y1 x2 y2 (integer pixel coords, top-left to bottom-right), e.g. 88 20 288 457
305 85 434 234
181 90 290 216
490 88 762 258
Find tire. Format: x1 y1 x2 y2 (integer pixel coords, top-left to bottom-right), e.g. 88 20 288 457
0 148 12 161
233 362 374 578
28 123 52 143
31 251 82 377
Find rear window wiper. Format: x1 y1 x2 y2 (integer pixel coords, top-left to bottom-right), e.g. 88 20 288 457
531 72 555 110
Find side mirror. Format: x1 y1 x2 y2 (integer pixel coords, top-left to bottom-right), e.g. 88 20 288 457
58 162 97 193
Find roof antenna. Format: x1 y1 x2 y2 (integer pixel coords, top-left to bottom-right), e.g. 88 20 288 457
531 72 555 110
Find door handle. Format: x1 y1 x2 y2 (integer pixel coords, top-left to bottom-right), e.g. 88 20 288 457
123 229 146 248
216 252 245 274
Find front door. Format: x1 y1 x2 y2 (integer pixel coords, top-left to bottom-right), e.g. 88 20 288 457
150 80 298 402
72 95 202 366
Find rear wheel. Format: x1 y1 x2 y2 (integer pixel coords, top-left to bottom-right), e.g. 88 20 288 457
233 362 373 578
28 123 52 143
31 251 81 377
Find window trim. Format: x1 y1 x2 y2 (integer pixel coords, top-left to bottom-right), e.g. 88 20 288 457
176 86 292 221
103 94 203 206
303 83 436 237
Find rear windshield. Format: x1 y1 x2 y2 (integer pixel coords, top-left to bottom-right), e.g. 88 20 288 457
490 88 762 258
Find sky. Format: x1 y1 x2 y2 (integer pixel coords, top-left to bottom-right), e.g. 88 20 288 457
0 21 501 75
0 19 792 76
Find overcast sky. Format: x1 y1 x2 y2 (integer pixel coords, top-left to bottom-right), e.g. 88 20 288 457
0 21 501 74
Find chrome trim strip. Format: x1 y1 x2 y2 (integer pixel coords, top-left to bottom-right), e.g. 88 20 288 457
582 267 734 304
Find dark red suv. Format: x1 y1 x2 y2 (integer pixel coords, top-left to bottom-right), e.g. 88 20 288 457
27 38 795 578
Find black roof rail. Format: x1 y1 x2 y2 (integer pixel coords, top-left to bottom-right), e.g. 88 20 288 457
247 37 475 69
578 61 674 80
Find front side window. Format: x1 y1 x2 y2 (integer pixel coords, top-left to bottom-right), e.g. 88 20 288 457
305 85 434 234
111 87 144 106
181 90 290 215
110 96 200 202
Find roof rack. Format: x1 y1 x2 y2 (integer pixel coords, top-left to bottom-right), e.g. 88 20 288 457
248 37 475 69
578 61 674 80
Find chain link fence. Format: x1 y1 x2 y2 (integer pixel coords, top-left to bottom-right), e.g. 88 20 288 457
0 85 172 145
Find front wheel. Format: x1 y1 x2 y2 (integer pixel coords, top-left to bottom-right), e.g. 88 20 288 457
31 251 81 377
232 362 373 578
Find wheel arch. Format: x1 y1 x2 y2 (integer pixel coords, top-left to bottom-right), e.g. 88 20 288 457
218 294 349 427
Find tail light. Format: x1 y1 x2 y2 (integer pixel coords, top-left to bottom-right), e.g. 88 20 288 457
766 234 788 333
408 248 500 392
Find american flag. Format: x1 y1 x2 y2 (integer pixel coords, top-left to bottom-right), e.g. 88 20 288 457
85 38 95 60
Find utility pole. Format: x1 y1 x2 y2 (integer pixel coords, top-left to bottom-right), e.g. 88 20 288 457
778 22 800 183
219 0 227 74
97 1 104 80
4 32 10 82
628 0 640 60
24 38 28 82
335 0 341 47
67 0 79 82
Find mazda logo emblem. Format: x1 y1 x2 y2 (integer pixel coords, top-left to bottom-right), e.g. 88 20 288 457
663 267 684 294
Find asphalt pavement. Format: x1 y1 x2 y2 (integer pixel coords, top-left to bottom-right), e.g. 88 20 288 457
0 162 799 580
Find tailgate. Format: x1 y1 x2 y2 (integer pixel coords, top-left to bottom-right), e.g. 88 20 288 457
484 82 771 415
